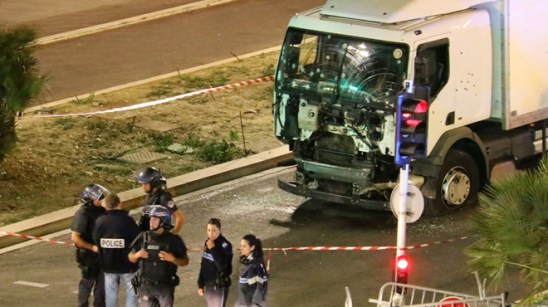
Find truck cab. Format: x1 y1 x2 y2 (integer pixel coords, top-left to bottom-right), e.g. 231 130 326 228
273 0 548 215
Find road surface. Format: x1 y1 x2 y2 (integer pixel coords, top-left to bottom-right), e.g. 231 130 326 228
0 168 526 306
4 0 325 103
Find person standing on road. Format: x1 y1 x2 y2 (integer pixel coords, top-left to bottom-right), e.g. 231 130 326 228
197 218 233 307
136 167 185 233
71 183 109 307
93 192 140 307
235 234 268 307
128 205 189 307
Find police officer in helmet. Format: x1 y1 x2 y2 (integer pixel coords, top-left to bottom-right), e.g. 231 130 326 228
71 183 109 307
137 167 185 234
129 206 189 307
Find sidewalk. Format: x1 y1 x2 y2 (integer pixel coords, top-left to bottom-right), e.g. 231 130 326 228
0 145 293 249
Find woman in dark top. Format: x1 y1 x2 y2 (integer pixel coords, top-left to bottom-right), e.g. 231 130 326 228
197 218 233 307
235 234 268 307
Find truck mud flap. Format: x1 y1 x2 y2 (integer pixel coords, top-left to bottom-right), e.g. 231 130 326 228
278 179 391 211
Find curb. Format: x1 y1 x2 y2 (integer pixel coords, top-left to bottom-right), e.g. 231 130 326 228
35 0 238 46
0 145 293 249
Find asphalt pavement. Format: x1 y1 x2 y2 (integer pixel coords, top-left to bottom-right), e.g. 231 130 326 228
1 0 209 36
0 168 528 307
4 0 325 103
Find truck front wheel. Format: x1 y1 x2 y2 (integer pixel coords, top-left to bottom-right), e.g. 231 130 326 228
424 149 480 216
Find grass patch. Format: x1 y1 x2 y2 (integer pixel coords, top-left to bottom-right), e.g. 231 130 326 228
262 63 275 77
53 118 77 130
181 133 205 148
197 132 245 164
85 119 108 130
248 85 274 101
146 81 178 98
148 132 176 152
197 139 244 164
70 92 96 105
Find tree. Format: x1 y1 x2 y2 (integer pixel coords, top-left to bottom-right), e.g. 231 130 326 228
465 156 548 305
0 27 45 161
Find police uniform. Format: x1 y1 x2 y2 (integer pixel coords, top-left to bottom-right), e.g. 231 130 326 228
138 189 178 231
93 209 139 273
198 234 233 307
93 209 140 307
130 230 188 307
71 201 106 307
235 254 268 307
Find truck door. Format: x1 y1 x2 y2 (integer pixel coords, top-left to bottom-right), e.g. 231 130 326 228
414 39 453 154
414 39 450 100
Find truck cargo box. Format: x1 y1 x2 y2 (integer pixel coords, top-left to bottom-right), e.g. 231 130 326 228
501 0 548 129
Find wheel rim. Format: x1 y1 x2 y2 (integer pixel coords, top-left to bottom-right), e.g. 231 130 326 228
441 167 470 206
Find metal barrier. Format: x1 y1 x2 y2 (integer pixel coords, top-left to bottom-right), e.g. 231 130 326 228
369 282 506 307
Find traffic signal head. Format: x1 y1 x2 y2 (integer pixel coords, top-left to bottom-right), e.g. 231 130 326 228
395 254 409 284
395 92 428 165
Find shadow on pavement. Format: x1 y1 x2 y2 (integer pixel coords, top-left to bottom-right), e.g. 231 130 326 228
271 199 396 230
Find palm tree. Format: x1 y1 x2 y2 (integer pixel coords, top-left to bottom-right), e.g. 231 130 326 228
465 156 548 305
0 27 45 161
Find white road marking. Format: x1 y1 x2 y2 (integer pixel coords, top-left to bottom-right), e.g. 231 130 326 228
14 280 49 288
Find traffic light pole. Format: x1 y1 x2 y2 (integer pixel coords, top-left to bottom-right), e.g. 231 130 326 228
396 164 409 258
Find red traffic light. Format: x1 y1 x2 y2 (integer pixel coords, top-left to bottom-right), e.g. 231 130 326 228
396 256 409 270
395 92 429 165
402 99 427 127
392 254 410 292
413 100 428 113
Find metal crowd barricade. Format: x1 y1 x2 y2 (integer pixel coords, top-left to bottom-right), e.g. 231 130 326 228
369 282 506 307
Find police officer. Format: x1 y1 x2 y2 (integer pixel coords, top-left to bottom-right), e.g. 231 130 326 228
136 167 185 233
235 234 268 307
71 183 108 307
128 206 189 307
197 218 233 307
93 192 140 307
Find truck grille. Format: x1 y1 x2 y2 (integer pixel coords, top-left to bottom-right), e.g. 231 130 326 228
314 133 355 166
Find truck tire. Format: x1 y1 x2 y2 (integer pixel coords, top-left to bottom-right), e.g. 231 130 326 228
424 149 480 216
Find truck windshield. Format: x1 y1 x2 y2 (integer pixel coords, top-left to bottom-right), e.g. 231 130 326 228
276 29 409 108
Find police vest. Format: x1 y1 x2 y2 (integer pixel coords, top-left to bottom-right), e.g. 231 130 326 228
140 233 177 284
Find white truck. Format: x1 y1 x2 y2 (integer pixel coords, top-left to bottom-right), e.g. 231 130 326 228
273 0 548 215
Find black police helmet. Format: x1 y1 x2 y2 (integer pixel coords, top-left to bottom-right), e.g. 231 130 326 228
81 184 109 203
148 205 174 230
137 167 165 189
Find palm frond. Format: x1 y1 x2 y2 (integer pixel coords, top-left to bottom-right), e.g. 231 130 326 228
465 156 548 303
0 26 45 160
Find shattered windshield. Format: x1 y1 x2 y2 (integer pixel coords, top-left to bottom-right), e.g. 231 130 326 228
276 29 409 109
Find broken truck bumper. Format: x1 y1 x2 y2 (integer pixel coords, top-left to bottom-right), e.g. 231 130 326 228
277 179 391 211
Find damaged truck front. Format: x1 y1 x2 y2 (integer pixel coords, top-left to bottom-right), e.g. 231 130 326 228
273 0 548 216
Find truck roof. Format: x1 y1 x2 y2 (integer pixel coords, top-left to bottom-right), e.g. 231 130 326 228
320 0 495 23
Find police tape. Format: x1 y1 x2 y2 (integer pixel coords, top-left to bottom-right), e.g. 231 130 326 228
0 230 470 251
0 231 75 246
263 236 471 252
26 75 275 119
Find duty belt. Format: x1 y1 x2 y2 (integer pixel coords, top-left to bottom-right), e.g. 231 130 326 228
142 279 170 287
